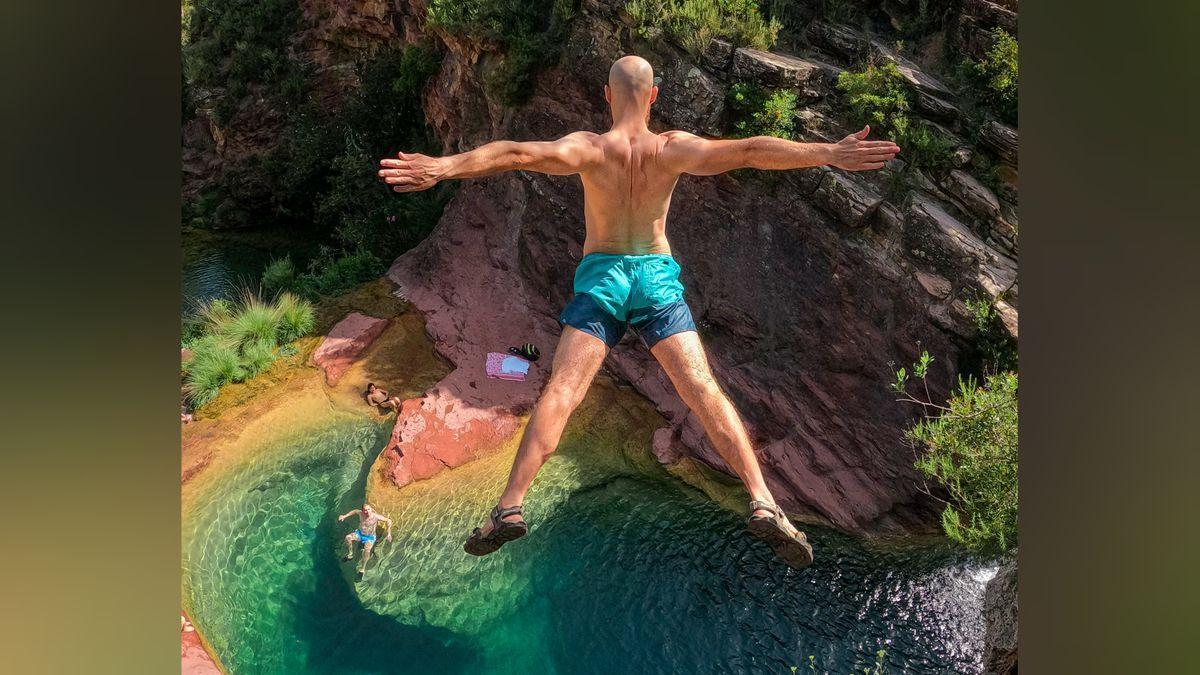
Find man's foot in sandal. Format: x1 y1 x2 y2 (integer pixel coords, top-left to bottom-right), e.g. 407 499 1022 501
463 504 528 556
746 500 814 569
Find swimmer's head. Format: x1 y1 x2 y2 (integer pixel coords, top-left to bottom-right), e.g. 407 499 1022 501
366 383 377 393
362 503 373 514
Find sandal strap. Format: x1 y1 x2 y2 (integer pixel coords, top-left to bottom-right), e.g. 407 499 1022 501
490 504 524 523
749 500 780 517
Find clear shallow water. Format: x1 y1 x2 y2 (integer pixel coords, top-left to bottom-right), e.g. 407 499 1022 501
182 418 996 674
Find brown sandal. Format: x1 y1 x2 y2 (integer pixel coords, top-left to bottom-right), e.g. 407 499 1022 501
463 505 528 556
746 500 814 569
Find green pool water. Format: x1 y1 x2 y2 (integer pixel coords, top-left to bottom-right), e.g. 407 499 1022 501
182 417 998 674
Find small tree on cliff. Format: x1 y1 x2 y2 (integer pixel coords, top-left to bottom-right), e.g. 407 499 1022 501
893 351 1018 551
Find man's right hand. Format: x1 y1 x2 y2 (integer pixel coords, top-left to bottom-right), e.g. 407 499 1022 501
338 514 347 522
828 125 901 171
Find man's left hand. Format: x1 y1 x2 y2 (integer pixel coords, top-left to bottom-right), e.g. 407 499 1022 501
379 153 446 193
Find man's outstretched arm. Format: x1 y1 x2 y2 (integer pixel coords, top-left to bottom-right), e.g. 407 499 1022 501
379 132 602 193
662 125 900 176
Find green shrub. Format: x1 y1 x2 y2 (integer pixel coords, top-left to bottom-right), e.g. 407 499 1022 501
275 292 315 342
185 340 245 407
627 0 779 56
837 62 910 135
427 0 575 105
224 293 283 348
965 28 1018 125
198 298 235 335
837 61 953 171
894 352 1018 551
182 290 317 408
186 44 447 266
261 256 298 296
182 0 306 107
299 248 385 299
727 83 798 138
240 338 278 378
966 295 1018 374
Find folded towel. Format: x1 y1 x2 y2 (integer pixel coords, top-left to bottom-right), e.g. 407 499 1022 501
486 352 529 381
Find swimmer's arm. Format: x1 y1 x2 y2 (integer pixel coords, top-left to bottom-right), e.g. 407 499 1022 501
337 510 361 522
379 132 603 192
380 516 394 541
662 126 899 175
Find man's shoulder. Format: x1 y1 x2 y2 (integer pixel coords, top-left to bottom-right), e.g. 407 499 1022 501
659 130 701 142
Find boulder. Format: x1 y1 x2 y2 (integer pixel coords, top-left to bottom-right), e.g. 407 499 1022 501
907 195 1017 297
980 118 1019 165
983 555 1019 674
943 169 1001 219
913 88 963 125
805 21 866 62
995 298 1019 338
965 0 1019 35
381 389 521 487
311 312 389 386
731 48 828 93
870 41 956 100
700 38 735 71
812 171 884 227
655 64 726 135
915 271 953 299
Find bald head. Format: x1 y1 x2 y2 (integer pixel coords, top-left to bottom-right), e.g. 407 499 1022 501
607 55 656 113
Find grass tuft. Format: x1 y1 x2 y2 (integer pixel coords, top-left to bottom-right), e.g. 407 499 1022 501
182 289 317 410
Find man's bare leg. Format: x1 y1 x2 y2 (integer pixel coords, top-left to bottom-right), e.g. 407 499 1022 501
650 331 802 535
475 326 607 537
343 533 356 561
359 541 374 574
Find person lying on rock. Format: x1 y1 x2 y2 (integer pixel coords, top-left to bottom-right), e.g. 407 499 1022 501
365 383 402 413
377 55 899 570
338 502 393 578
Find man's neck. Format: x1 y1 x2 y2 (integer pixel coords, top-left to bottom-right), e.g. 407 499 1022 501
609 106 649 134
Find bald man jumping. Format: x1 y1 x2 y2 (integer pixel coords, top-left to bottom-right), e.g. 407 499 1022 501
378 55 899 569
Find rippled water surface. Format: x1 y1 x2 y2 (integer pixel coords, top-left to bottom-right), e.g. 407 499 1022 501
182 418 996 674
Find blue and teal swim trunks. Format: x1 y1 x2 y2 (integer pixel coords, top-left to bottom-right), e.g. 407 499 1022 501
355 529 376 544
558 253 697 349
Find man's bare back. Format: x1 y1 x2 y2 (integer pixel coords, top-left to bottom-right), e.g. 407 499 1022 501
377 55 899 570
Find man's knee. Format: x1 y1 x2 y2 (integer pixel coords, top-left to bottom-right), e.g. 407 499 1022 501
539 380 586 417
683 377 733 417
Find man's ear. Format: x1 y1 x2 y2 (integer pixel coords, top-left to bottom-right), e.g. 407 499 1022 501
604 84 611 104
649 85 658 105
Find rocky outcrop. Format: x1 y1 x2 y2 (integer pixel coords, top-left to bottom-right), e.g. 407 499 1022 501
983 554 1019 674
311 312 389 385
181 612 221 675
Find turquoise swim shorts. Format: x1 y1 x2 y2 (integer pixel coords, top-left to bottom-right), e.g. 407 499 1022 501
558 253 697 349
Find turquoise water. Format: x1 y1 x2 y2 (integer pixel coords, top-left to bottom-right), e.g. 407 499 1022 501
183 419 997 674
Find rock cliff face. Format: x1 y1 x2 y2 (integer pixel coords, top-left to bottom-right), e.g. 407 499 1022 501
377 0 1019 534
983 554 1019 673
187 0 1018 535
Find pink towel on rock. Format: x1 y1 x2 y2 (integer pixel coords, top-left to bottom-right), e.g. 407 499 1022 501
486 352 530 381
